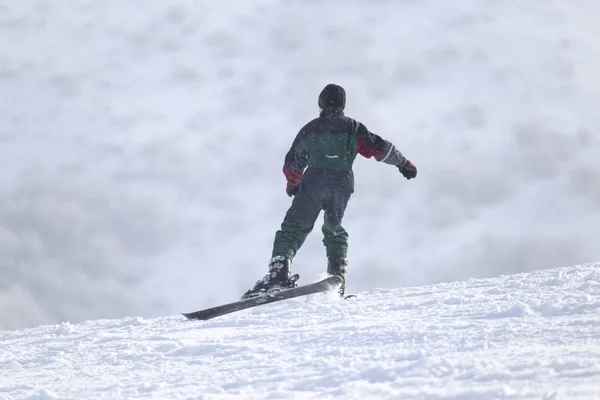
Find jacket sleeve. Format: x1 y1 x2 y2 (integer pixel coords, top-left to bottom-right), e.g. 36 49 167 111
282 129 309 188
355 122 409 167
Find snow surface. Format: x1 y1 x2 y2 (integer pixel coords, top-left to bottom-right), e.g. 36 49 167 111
1 1 600 330
1 264 600 399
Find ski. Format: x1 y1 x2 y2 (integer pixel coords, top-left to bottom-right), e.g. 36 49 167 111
182 275 343 321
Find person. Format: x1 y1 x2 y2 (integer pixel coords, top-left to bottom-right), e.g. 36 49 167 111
242 83 417 299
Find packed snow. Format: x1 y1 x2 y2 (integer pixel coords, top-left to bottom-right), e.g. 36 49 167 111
1 264 599 399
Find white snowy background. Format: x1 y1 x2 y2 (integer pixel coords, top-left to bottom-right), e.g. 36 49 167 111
1 0 600 331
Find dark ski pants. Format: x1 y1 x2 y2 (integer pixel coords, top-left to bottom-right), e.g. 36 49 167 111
272 170 353 261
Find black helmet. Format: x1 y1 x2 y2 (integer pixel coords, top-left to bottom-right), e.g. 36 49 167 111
318 84 346 110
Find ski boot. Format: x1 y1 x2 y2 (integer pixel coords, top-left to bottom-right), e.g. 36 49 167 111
327 257 348 297
242 256 299 299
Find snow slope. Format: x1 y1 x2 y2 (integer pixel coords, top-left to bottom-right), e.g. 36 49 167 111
2 1 600 330
1 264 599 399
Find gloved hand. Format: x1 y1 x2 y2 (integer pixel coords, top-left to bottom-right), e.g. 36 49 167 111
398 160 417 180
286 185 300 197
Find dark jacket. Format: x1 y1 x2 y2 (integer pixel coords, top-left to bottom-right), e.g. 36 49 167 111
283 108 409 191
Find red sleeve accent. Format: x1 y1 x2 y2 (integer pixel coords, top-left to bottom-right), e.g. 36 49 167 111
283 166 303 187
357 139 384 159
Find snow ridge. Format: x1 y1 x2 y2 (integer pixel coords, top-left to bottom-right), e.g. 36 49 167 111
1 264 599 399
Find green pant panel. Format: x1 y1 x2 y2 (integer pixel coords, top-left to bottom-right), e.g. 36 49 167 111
321 222 349 259
272 221 315 260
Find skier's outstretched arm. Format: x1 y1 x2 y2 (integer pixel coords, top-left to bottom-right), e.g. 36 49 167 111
355 122 417 179
282 129 309 196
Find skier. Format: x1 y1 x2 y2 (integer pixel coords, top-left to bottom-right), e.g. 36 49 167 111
242 83 417 299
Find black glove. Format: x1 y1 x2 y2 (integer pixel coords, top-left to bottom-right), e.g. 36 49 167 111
286 185 300 197
398 160 417 180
